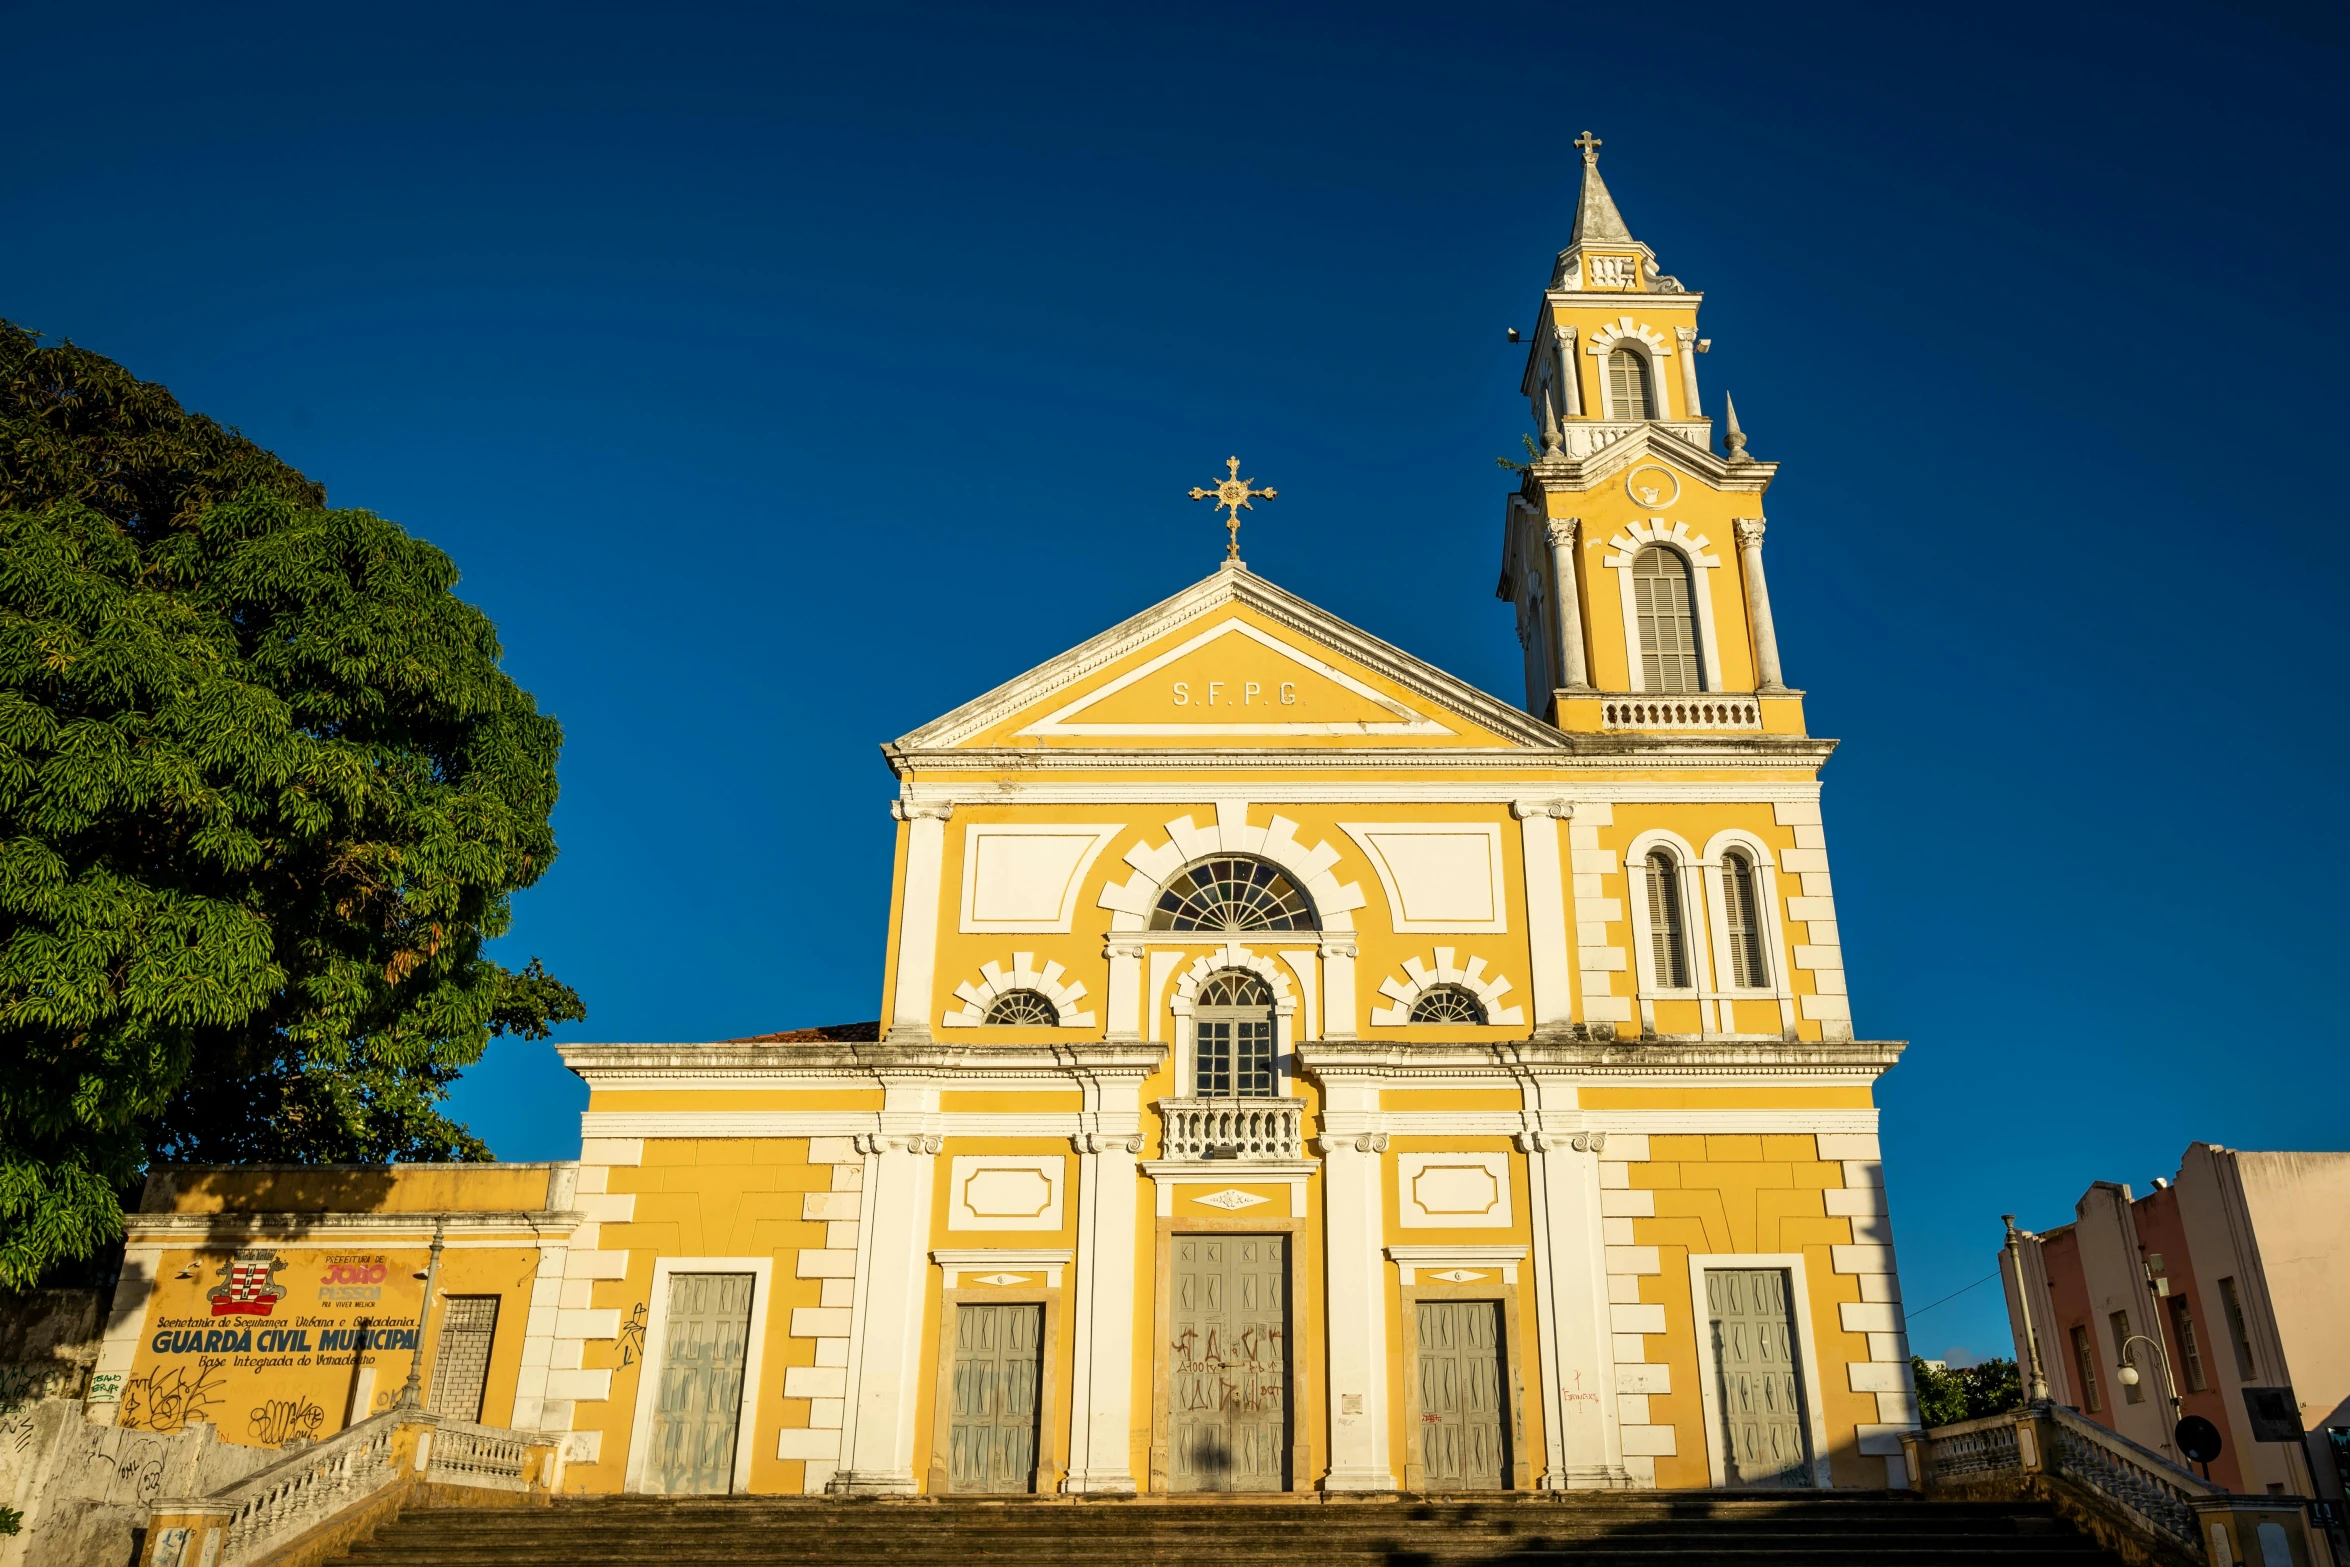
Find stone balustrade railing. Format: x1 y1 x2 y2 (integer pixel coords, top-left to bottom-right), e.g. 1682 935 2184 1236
1600 696 1762 732
1552 419 1713 460
143 1408 562 1567
1158 1097 1304 1161
1897 1401 2316 1567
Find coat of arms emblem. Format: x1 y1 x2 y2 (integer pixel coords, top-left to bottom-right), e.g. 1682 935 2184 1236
208 1249 288 1318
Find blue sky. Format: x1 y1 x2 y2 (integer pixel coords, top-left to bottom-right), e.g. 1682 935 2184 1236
8 0 2344 1367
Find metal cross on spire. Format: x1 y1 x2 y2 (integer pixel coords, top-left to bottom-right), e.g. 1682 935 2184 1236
1189 456 1277 563
1574 130 1602 164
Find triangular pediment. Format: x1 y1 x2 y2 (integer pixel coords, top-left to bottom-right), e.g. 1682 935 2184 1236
894 565 1561 753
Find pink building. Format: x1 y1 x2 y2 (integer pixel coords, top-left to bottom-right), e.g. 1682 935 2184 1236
2001 1143 2350 1518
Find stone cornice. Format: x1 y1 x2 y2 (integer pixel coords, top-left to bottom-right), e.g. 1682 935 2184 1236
1298 1037 1905 1082
560 1039 1168 1082
122 1210 585 1241
884 736 1838 772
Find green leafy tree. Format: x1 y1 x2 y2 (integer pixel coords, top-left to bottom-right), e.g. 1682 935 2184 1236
0 321 583 1288
1913 1355 2024 1427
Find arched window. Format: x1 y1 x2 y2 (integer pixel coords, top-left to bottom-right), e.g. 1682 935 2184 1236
1193 970 1275 1097
1408 985 1488 1025
982 990 1060 1026
1631 546 1704 693
1607 349 1655 420
1150 856 1317 932
1645 850 1690 989
1721 850 1769 988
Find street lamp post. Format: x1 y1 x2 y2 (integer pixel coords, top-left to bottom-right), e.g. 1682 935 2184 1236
2003 1216 2051 1403
2116 1332 2183 1457
397 1220 447 1410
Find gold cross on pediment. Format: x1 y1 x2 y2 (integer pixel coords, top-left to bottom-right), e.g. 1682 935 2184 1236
1189 456 1277 562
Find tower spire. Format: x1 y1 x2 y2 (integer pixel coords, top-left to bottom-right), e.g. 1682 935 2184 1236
1722 393 1751 462
1568 131 1635 246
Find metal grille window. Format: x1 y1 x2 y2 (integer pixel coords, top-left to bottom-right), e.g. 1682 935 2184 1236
1631 547 1704 693
1645 851 1690 989
427 1295 500 1422
2069 1324 2102 1412
1193 971 1275 1098
981 990 1059 1026
1408 985 1487 1024
1150 856 1317 932
1722 851 1768 988
1607 349 1655 419
2168 1294 2208 1393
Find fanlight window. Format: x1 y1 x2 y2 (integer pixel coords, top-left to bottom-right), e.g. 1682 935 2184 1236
1645 850 1691 989
1631 546 1704 694
1193 970 1275 1098
982 989 1060 1026
1608 349 1655 420
1721 850 1769 988
1408 985 1487 1025
1150 856 1317 932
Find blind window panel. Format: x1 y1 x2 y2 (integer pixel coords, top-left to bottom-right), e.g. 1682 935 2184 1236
1722 852 1769 988
1607 350 1654 420
1631 547 1704 693
1645 851 1690 989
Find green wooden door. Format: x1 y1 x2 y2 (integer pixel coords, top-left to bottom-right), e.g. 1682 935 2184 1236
1417 1299 1507 1489
648 1272 753 1494
1170 1235 1289 1492
1706 1267 1812 1487
948 1303 1042 1493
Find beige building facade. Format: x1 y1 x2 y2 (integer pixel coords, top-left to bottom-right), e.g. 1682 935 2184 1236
2001 1144 2350 1514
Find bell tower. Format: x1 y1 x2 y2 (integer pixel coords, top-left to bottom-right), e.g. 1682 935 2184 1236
1498 134 1801 738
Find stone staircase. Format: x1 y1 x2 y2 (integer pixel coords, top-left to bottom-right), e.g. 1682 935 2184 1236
332 1492 2135 1565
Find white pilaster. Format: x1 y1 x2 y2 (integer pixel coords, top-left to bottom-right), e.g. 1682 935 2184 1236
886 802 952 1041
1524 1123 1632 1488
1674 327 1704 419
1318 1114 1393 1490
1320 937 1358 1040
1556 327 1582 417
1544 518 1592 694
1104 937 1145 1040
829 1121 940 1495
1732 519 1785 692
1063 1068 1148 1494
1512 800 1575 1034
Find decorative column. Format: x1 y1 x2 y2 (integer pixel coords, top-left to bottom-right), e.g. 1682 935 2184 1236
1319 936 1358 1039
1064 1100 1146 1494
1103 936 1145 1040
1674 328 1704 419
830 1125 942 1495
1543 518 1592 694
1317 1120 1392 1491
1555 327 1582 417
886 801 952 1042
1520 1126 1629 1489
1731 519 1786 691
1511 800 1575 1036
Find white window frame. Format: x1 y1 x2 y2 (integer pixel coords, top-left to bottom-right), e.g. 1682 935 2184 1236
1606 533 1725 694
1686 1252 1835 1489
1167 946 1297 1099
1624 830 1708 1037
624 1256 775 1496
1701 829 1798 1037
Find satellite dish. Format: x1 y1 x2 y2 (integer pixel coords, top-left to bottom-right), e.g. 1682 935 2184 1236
2176 1414 2223 1466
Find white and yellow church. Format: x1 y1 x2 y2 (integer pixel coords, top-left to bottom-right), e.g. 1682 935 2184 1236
93 139 1918 1501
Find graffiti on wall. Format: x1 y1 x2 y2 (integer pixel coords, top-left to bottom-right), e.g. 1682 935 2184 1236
248 1396 326 1447
119 1362 226 1433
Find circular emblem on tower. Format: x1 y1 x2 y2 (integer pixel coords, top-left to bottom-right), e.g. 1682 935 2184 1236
1623 464 1681 509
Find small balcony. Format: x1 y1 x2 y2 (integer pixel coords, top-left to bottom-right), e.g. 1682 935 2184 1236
1600 695 1761 732
1157 1097 1304 1161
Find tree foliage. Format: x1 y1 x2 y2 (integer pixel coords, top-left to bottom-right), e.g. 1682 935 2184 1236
0 321 582 1288
1914 1355 2023 1428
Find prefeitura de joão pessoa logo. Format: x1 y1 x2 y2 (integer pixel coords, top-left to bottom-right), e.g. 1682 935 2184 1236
208 1249 289 1318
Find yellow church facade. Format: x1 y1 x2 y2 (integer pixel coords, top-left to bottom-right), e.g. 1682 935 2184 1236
94 141 1918 1501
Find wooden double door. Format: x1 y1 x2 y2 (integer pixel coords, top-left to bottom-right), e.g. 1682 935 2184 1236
646 1272 754 1495
1169 1234 1290 1491
1706 1267 1813 1486
948 1302 1043 1493
1415 1299 1509 1489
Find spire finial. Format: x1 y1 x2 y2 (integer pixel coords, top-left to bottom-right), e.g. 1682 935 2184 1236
1722 394 1751 463
1574 131 1602 166
1189 455 1277 564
